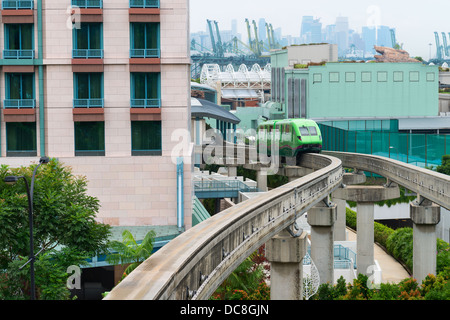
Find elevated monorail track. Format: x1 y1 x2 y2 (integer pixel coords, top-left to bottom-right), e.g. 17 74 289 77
105 147 450 300
105 152 343 300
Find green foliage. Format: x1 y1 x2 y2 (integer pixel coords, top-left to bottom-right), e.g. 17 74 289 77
374 220 394 249
386 228 413 271
371 282 401 300
437 155 450 175
313 268 450 300
0 159 111 299
211 245 269 300
437 239 450 274
106 229 156 280
342 274 372 300
313 276 347 300
0 247 87 300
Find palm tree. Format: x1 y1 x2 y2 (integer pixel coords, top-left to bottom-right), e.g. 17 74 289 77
106 229 156 280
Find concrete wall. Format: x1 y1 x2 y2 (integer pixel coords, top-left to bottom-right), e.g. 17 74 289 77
439 93 450 114
271 44 338 68
308 62 439 119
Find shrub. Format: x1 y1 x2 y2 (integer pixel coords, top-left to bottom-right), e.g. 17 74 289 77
386 228 413 271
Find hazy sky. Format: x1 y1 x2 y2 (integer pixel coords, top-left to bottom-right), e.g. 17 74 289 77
190 0 450 59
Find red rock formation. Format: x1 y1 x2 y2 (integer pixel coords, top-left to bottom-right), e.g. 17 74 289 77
373 46 420 63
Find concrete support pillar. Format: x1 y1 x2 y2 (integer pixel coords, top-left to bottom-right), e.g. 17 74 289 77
227 165 237 177
266 230 308 300
332 172 367 241
332 184 400 276
410 198 441 283
256 169 268 192
307 198 337 285
333 198 347 241
356 202 375 276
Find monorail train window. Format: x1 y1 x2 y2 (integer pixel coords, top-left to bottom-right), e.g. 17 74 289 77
299 127 309 136
308 126 318 135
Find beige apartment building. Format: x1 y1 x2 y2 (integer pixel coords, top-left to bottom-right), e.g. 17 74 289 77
0 0 193 230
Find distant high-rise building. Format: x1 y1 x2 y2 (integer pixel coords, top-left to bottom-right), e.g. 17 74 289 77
310 19 323 43
324 24 336 44
362 26 377 55
335 16 349 55
377 26 392 47
300 16 322 44
300 16 314 43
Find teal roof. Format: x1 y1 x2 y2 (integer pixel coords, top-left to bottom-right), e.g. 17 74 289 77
192 196 211 226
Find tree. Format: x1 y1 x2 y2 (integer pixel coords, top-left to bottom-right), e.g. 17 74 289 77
106 229 156 280
437 155 450 176
0 159 111 299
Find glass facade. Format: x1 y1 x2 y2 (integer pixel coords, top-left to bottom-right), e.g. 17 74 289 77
130 23 159 58
73 23 103 58
4 24 34 59
319 123 449 168
6 122 37 157
130 72 160 108
131 121 162 156
74 121 105 156
5 73 35 108
74 73 103 108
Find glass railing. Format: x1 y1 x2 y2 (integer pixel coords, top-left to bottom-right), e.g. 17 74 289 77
193 180 259 193
72 49 104 59
2 0 34 9
129 0 159 8
4 99 36 109
131 98 161 108
71 0 103 8
319 123 450 168
73 99 104 108
3 49 35 59
130 48 160 58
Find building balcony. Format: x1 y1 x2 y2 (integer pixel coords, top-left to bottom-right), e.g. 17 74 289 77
130 98 160 108
2 0 34 9
71 0 102 8
72 49 104 59
3 49 34 59
4 99 36 109
73 99 104 108
129 0 159 8
130 48 159 59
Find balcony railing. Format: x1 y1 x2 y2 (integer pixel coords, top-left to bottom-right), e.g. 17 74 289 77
3 49 35 59
2 0 34 9
73 99 104 108
131 98 161 108
72 49 104 59
130 48 160 58
71 0 103 8
129 0 159 8
4 99 36 109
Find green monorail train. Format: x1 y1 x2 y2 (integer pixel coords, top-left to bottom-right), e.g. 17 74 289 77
257 118 323 159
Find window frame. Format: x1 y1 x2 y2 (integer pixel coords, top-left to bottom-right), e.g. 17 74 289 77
74 121 105 156
131 121 162 156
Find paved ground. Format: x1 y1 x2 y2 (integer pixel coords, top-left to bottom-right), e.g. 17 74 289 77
346 228 411 283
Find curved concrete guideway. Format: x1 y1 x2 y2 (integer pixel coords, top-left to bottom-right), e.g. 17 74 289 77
104 153 343 300
105 148 449 300
323 151 450 211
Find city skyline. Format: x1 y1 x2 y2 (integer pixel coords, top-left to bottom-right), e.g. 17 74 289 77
190 0 450 59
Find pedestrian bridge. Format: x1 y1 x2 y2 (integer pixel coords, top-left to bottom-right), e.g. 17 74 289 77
194 180 259 199
104 146 450 300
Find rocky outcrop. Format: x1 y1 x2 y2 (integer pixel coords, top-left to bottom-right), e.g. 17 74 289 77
373 46 420 62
